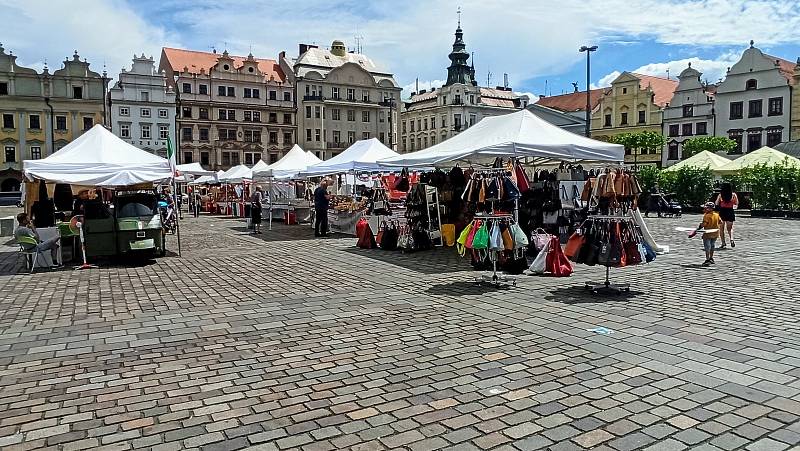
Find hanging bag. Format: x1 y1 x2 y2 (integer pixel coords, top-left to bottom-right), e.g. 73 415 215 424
380 222 399 250
564 230 586 260
546 235 573 277
560 185 574 210
465 220 481 249
394 168 410 192
356 218 376 249
441 223 456 247
531 228 550 251
501 223 514 250
528 234 551 274
456 221 475 256
581 178 594 202
376 221 386 246
573 185 586 210
489 222 503 251
471 221 490 261
514 163 530 193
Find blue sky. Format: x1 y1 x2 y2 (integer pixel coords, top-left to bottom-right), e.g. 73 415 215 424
3 0 800 100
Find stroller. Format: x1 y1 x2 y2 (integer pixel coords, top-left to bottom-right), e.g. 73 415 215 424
646 192 682 217
158 200 178 234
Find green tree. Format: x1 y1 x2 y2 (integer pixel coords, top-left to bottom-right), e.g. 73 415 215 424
658 166 714 207
610 131 666 163
681 136 737 159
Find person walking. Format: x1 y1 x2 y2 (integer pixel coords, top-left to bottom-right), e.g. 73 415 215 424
314 179 331 237
250 186 264 234
715 182 738 248
689 202 722 266
193 190 202 218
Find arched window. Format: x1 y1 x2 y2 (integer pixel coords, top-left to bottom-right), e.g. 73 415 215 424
746 79 757 90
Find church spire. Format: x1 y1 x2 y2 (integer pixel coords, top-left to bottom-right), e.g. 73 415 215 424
445 12 476 87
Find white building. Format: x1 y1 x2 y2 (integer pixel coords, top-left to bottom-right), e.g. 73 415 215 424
662 63 716 166
110 54 176 157
399 23 528 153
280 41 401 160
714 42 794 153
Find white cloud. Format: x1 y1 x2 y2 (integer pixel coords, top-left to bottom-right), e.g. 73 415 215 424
401 79 445 100
515 92 539 103
0 0 178 82
594 52 742 88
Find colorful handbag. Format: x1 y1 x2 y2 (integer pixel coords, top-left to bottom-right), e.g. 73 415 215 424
501 224 514 250
514 163 530 193
546 235 573 277
456 222 474 256
564 231 585 260
441 224 456 247
489 222 503 251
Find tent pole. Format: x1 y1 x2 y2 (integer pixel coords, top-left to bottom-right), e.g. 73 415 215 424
172 179 182 257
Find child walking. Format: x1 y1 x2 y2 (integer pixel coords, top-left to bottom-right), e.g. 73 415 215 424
690 202 722 266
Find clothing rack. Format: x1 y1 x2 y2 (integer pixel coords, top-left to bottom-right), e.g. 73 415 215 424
473 213 517 287
584 214 631 295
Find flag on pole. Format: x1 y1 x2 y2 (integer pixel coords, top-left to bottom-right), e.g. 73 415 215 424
167 137 177 177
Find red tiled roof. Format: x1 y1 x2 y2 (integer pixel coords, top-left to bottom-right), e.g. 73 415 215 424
631 73 678 107
535 88 606 112
408 90 438 103
479 87 516 99
765 54 797 85
161 47 286 82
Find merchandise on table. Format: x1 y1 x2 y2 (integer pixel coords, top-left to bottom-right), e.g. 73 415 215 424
329 195 367 213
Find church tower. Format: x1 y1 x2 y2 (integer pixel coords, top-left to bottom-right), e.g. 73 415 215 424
445 18 477 86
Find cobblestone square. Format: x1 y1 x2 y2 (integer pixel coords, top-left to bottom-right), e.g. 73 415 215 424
1 211 799 450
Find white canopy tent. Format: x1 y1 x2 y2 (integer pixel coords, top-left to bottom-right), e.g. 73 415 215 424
714 146 800 175
251 159 270 173
176 162 215 176
23 124 173 186
663 151 731 172
218 164 253 183
301 138 400 176
191 170 224 185
379 109 624 168
253 145 322 180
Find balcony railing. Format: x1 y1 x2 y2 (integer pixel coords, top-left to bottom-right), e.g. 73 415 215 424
303 95 324 101
327 141 347 149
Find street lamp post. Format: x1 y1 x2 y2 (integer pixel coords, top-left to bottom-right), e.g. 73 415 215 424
579 45 598 138
173 73 181 165
101 70 109 129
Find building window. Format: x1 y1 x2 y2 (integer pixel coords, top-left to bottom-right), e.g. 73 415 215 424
347 110 355 122
332 129 340 145
181 151 191 163
423 136 428 148
141 108 151 118
159 109 168 118
4 146 15 162
253 89 261 99
199 128 209 141
30 146 41 160
749 100 762 118
222 152 230 167
120 124 130 138
668 124 679 137
431 135 436 145
244 88 252 98
199 84 208 95
746 79 757 90
410 120 415 132
696 122 707 135
681 123 692 136
182 83 192 94
119 107 130 117
2 113 14 129
139 91 148 102
362 111 370 122
441 133 446 143
141 124 151 139
218 86 226 96
244 130 261 143
200 151 209 165
219 129 236 141
469 114 476 127
347 88 355 101
380 132 385 143
227 87 235 97
410 139 415 150
402 121 407 134
441 116 447 128
305 106 312 119
182 127 192 141
768 97 783 116
181 107 191 118
363 132 370 140
729 102 743 120
747 132 761 152
454 95 462 105
362 90 370 102
284 92 291 101
620 112 628 125
315 129 321 142
72 86 82 99
267 112 276 123
767 129 782 147
637 110 645 124
331 87 340 100
283 132 292 144
682 105 693 118
604 114 612 127
668 142 679 160
347 131 355 143
332 109 341 121
470 95 475 104
0 82 7 95
622 87 627 94
56 116 67 130
454 114 462 130
252 111 261 122
306 128 312 141
379 111 385 124
82 117 93 131
244 111 252 122
27 114 40 130
267 131 276 144
315 106 321 119
244 152 261 166
159 125 169 140
267 90 275 101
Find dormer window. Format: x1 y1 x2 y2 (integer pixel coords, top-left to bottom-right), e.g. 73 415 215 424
622 87 627 94
248 67 254 73
223 64 230 70
746 79 757 90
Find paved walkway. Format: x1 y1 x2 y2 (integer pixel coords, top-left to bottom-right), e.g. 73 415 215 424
1 211 799 451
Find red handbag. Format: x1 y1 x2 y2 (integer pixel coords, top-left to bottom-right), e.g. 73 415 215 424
545 236 573 277
564 232 585 260
356 218 376 249
514 163 530 193
615 222 627 267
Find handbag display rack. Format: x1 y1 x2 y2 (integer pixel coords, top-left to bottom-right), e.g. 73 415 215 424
470 213 519 287
579 214 643 294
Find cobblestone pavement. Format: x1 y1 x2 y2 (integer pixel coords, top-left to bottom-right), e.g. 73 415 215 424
1 210 800 451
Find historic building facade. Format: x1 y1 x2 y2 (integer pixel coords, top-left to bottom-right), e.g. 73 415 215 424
533 88 608 135
0 46 106 192
279 41 401 160
590 72 677 166
109 54 176 157
399 23 529 153
714 42 794 153
158 47 295 169
661 63 716 166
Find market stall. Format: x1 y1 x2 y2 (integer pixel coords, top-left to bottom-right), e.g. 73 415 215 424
252 145 321 226
22 124 174 262
663 151 731 173
714 146 800 175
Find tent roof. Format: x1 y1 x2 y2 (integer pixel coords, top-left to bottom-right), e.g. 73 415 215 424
254 145 321 179
23 124 172 186
176 162 215 176
303 138 400 176
251 159 270 172
380 109 624 168
715 146 800 174
218 164 252 183
664 151 731 172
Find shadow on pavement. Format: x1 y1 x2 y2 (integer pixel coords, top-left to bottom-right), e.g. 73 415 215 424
546 285 643 304
426 280 514 296
344 246 471 275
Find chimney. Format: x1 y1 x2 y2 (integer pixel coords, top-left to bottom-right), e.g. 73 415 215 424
503 73 509 89
419 89 426 94
299 44 308 55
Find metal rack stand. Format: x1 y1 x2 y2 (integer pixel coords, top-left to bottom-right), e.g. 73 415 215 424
584 214 631 294
473 213 517 287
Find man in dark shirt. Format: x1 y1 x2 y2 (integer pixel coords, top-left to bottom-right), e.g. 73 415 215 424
313 179 331 237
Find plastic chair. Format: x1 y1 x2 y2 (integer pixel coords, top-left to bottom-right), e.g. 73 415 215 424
17 235 43 273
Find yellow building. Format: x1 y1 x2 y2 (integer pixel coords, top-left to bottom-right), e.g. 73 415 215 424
792 60 800 141
591 72 677 166
0 46 106 193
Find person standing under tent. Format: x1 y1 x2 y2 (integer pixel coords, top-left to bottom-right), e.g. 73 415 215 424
715 182 738 248
250 186 264 234
193 190 202 218
314 179 331 237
